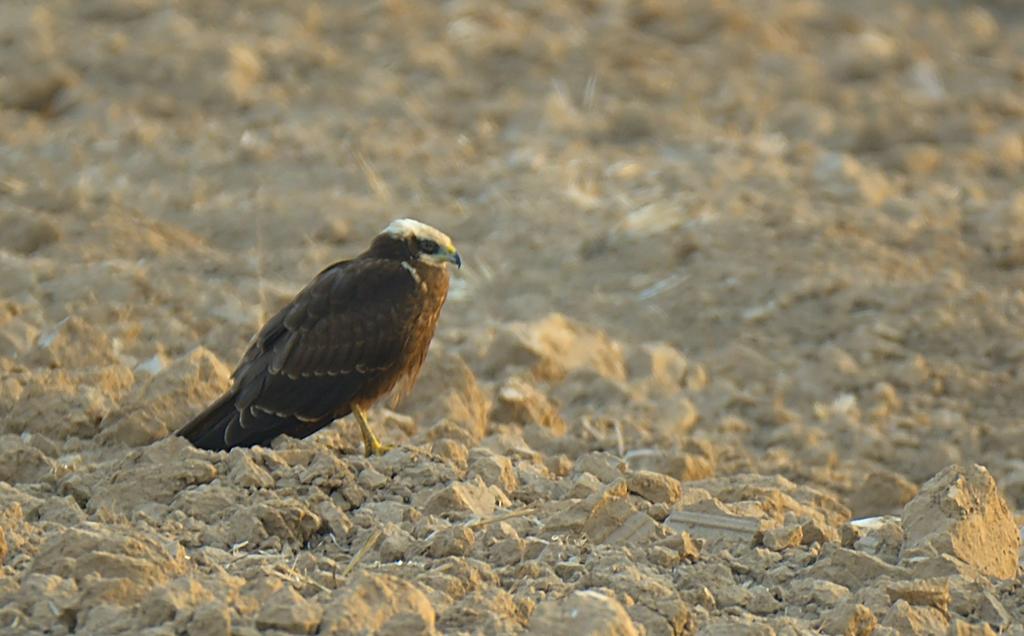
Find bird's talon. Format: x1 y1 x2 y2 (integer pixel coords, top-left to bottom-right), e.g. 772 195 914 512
364 438 393 456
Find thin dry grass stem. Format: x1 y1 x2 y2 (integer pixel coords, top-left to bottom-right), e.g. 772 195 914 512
226 548 332 593
613 419 626 457
226 547 292 568
340 527 383 578
580 415 602 441
357 152 390 200
465 507 538 529
637 272 689 301
583 73 598 110
226 553 275 567
301 231 329 272
266 564 331 594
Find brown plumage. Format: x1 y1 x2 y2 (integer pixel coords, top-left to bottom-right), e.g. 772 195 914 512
176 218 460 455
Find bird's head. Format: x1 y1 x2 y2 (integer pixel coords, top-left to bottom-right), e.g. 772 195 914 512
383 218 461 269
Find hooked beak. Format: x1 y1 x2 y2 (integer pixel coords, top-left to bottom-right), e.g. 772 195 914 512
449 249 462 269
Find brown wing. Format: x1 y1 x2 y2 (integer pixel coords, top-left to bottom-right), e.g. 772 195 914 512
221 257 423 447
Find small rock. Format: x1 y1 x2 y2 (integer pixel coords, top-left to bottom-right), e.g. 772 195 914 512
85 437 218 514
376 523 415 563
599 511 662 546
100 347 233 446
0 436 56 484
30 523 187 592
138 576 214 627
885 580 949 614
545 498 597 534
427 525 475 558
656 531 702 561
850 515 904 563
20 572 79 627
256 587 323 634
626 342 688 391
316 500 353 539
492 376 566 434
527 590 639 636
762 524 803 551
225 450 275 488
77 603 134 634
424 418 480 448
514 461 559 503
646 545 681 569
645 499 670 520
901 464 1019 579
551 369 633 415
626 449 713 481
819 601 877 636
320 572 436 635
746 585 784 615
407 353 490 444
801 517 840 545
431 438 469 472
468 449 518 494
253 499 322 543
627 470 682 504
905 554 983 580
478 522 526 567
27 316 121 369
479 313 626 382
880 599 948 635
239 576 285 611
189 602 232 636
947 619 997 636
545 453 573 477
582 481 638 544
807 545 909 589
787 578 850 607
358 466 389 490
664 507 765 545
692 618 773 635
0 209 62 254
172 485 236 524
421 477 499 518
974 590 1014 627
848 471 918 517
574 451 627 484
648 396 701 440
569 471 604 499
299 452 352 487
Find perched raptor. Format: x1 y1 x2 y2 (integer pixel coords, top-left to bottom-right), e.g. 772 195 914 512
177 218 460 455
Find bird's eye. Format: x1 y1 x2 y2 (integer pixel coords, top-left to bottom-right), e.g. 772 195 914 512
418 239 439 254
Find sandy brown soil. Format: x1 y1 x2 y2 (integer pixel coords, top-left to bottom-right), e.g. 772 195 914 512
2 0 1024 634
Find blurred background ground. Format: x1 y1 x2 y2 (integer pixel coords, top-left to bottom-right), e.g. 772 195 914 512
1 0 1024 634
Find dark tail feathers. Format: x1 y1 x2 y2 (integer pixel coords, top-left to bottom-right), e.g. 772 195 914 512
176 392 238 451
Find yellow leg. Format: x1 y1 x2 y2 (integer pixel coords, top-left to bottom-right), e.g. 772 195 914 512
352 405 391 457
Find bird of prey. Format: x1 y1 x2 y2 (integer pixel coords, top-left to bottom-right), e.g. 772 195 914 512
177 218 461 455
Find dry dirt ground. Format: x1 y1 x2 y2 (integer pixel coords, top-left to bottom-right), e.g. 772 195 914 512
2 0 1024 634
